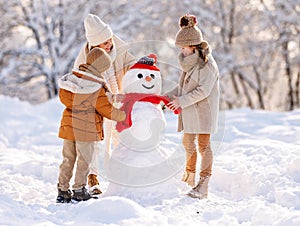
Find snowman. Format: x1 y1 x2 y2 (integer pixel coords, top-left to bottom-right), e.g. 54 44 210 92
103 54 184 204
115 53 172 151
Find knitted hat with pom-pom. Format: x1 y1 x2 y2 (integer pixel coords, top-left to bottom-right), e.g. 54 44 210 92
130 54 160 71
175 14 203 47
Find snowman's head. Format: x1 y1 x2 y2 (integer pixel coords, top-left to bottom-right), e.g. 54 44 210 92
122 54 162 94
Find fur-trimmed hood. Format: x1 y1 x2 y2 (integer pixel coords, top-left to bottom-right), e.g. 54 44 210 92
58 69 106 94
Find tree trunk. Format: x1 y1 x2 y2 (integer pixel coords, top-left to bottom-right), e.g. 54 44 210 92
283 41 294 110
296 71 300 107
231 72 240 96
52 76 58 96
238 72 254 109
253 65 265 109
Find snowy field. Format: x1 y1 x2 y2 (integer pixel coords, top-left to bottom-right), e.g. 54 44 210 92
0 95 299 226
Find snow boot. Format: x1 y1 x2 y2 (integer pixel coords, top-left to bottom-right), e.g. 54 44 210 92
88 174 102 195
72 187 92 202
181 171 196 187
187 176 210 199
56 189 72 203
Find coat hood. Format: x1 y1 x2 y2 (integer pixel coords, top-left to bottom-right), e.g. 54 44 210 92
58 69 106 94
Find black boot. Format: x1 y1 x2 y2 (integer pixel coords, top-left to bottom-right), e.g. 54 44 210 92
56 189 72 203
72 187 92 202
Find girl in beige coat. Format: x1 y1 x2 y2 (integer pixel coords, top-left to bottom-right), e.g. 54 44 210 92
167 14 220 199
74 14 135 194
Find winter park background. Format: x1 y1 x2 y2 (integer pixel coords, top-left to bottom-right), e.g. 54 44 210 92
0 0 300 225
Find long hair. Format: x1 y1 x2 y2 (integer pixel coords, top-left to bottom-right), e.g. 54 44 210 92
191 41 210 63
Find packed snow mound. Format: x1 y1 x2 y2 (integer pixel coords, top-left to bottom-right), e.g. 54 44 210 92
68 196 161 224
0 95 299 225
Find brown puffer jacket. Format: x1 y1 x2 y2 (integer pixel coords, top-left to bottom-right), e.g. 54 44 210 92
58 69 126 142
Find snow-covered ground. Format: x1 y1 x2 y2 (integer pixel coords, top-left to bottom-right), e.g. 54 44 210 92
0 95 299 226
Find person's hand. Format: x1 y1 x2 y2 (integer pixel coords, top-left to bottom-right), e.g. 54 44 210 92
106 93 126 103
114 94 126 102
106 92 114 103
167 96 181 111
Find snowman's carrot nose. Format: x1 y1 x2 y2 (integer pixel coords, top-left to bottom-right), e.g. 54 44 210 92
145 75 152 82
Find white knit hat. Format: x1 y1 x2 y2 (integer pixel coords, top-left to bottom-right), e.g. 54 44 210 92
84 14 113 46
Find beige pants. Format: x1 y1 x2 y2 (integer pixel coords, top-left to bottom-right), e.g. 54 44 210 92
182 134 213 177
58 139 97 191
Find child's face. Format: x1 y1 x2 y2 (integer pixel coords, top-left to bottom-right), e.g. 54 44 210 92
91 38 113 53
181 46 195 57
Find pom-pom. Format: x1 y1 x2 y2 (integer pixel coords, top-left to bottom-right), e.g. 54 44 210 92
179 14 197 28
148 53 157 64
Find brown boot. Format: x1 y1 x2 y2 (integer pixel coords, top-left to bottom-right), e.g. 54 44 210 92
88 174 102 195
181 171 196 187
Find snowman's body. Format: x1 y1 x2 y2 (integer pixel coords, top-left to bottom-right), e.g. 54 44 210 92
103 55 183 204
119 101 165 150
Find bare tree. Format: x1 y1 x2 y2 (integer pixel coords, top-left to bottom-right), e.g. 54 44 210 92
260 0 300 110
199 0 299 110
0 0 92 102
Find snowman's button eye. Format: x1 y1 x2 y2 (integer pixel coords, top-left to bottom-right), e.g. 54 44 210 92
150 74 155 79
137 73 143 79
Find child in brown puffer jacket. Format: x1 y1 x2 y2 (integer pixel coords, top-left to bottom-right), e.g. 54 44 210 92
56 48 126 203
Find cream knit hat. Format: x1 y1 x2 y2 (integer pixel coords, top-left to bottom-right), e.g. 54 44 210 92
84 14 113 46
175 14 203 47
86 47 111 77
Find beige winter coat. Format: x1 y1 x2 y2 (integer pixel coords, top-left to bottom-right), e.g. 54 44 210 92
74 35 135 92
166 52 220 134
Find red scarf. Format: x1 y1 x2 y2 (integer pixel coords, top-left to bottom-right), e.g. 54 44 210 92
116 93 181 132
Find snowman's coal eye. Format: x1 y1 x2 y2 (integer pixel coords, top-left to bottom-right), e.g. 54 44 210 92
137 73 143 79
150 74 155 79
